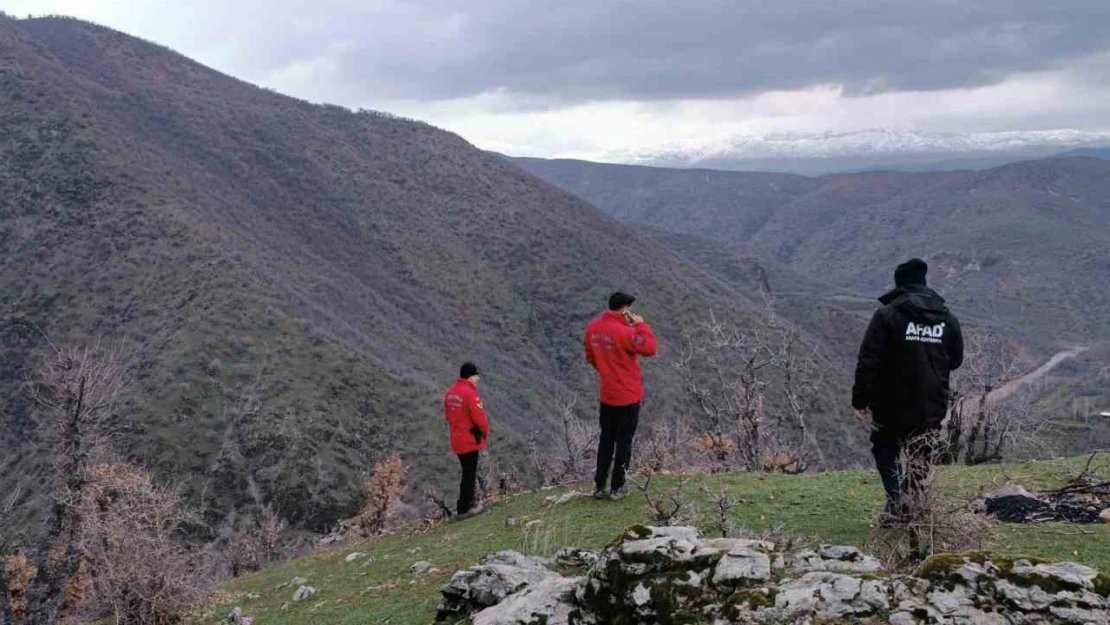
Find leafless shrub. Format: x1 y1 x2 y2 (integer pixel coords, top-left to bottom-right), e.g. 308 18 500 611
477 452 524 505
867 433 994 567
633 468 693 526
225 507 289 577
942 334 1046 465
676 300 828 474
73 463 210 625
420 486 454 523
637 418 696 474
359 450 406 537
527 393 599 487
700 485 740 538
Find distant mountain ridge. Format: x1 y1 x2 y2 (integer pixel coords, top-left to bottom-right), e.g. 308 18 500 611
515 155 1110 346
583 128 1110 174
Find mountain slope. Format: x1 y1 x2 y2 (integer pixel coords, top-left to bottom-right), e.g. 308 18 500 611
515 156 1110 345
0 16 789 530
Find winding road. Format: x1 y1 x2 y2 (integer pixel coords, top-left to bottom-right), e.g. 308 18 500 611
986 346 1089 404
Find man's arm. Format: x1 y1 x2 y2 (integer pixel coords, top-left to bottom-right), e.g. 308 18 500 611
946 314 964 370
852 309 888 411
625 320 658 357
468 392 490 442
584 330 597 370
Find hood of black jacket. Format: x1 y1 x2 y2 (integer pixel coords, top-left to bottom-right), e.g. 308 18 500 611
879 286 950 322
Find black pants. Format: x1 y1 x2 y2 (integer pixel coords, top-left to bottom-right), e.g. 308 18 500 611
595 402 640 492
457 451 480 514
871 427 936 507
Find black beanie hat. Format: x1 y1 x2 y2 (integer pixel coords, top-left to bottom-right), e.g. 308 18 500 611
460 362 480 379
894 258 928 288
608 291 636 311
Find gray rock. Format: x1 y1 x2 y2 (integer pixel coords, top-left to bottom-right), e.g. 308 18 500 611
775 572 889 619
345 552 367 563
555 547 599 570
994 579 1058 611
410 561 432 575
791 546 884 574
1010 559 1100 590
889 612 917 625
437 551 557 621
224 607 253 625
471 576 581 625
711 543 772 586
285 576 307 588
291 585 316 602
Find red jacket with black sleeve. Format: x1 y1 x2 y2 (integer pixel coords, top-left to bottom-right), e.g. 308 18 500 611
584 311 658 407
444 378 490 455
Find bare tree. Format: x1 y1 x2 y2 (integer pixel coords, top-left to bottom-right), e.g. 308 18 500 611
527 392 599 486
1 344 126 625
676 301 828 474
942 333 1043 465
676 311 775 472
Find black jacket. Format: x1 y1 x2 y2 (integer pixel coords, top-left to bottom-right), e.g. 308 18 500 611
852 286 964 436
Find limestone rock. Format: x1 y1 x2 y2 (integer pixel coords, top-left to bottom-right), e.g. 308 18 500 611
791 545 884 574
711 542 772 586
345 552 367 563
436 551 557 621
471 576 581 625
291 585 316 602
555 547 599 570
224 607 253 625
410 561 432 575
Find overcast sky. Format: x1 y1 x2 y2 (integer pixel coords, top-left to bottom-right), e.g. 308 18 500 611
8 0 1110 158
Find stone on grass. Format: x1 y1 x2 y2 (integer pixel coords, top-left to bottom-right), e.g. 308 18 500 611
291 585 316 602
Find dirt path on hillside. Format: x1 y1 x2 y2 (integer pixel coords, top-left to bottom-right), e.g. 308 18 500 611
987 346 1088 404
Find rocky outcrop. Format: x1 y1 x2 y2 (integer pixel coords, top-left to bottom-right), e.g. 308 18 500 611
437 525 1110 624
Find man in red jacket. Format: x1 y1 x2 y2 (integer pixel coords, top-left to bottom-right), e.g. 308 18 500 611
444 362 490 519
584 292 658 500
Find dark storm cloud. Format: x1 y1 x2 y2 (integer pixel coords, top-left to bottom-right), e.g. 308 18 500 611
226 0 1110 103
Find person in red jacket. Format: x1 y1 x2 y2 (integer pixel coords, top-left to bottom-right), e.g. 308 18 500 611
444 362 490 518
584 292 658 500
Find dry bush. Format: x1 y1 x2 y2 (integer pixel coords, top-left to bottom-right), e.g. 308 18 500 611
635 418 696 474
74 462 210 625
633 468 694 526
359 450 406 537
676 302 828 475
942 333 1045 465
477 452 524 505
225 507 289 577
700 485 740 538
527 393 598 487
866 433 994 567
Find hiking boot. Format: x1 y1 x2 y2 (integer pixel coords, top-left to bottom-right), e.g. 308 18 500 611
593 489 609 500
609 486 630 501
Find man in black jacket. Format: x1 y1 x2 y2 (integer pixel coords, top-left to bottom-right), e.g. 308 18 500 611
852 259 963 521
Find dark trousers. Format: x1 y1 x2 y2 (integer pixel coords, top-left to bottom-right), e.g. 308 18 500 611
457 451 480 514
871 427 936 508
595 402 640 492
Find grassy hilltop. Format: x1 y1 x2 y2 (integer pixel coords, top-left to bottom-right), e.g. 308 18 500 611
199 456 1110 625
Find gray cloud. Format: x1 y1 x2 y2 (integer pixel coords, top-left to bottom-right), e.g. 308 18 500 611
168 0 1110 105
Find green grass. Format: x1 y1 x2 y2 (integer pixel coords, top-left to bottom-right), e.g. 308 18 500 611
197 456 1110 625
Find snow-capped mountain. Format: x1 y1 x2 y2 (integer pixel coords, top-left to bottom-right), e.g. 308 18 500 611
597 128 1110 174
